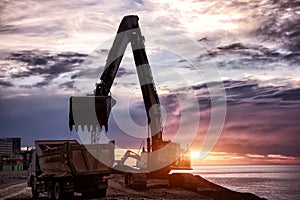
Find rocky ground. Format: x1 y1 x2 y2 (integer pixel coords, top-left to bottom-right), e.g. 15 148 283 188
0 171 28 190
0 171 266 200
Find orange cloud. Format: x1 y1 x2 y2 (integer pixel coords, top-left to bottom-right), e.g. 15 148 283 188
246 154 265 158
191 151 300 166
267 154 295 160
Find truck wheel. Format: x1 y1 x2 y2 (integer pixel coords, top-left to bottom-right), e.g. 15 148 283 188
53 181 62 200
31 177 39 198
47 181 54 199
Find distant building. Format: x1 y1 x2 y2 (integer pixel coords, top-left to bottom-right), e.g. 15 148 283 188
11 138 21 155
0 138 21 157
0 139 13 158
0 138 23 171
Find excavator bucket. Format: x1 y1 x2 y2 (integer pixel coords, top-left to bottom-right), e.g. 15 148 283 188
69 96 116 132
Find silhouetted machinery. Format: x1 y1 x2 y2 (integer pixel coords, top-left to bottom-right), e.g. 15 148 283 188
69 15 191 187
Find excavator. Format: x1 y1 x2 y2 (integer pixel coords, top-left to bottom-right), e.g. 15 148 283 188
69 15 191 188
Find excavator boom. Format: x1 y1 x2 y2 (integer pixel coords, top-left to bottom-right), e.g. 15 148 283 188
69 15 162 151
69 16 191 175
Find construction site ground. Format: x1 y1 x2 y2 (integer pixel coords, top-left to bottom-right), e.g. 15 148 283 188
0 171 265 200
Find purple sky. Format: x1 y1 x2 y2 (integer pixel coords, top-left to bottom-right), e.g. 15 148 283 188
0 0 299 164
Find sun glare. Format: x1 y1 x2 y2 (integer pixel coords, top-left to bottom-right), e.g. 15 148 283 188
190 151 201 160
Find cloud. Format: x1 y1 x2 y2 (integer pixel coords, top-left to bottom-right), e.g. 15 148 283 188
267 154 295 160
0 50 86 90
253 0 300 52
267 88 300 101
117 78 299 159
194 151 300 165
184 79 300 159
191 79 300 113
206 42 300 73
115 68 135 78
0 80 14 87
8 51 85 78
246 154 265 158
0 0 299 164
59 81 75 90
0 0 148 52
222 79 300 104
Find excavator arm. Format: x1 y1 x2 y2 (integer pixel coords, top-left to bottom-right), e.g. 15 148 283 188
70 15 191 176
118 150 141 166
69 15 163 151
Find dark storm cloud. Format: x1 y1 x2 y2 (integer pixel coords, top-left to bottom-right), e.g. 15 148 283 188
160 79 300 115
70 67 136 85
34 81 50 88
195 79 300 105
207 42 300 69
59 81 75 90
8 50 86 76
192 83 207 90
165 79 300 157
115 68 135 78
253 0 300 52
0 80 14 87
0 25 16 34
176 80 300 114
3 50 86 87
71 68 101 80
264 88 300 101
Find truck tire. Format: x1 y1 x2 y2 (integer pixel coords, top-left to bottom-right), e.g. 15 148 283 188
47 181 54 199
31 177 39 198
53 181 62 200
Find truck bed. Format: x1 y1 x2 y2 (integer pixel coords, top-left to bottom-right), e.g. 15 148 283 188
35 140 114 177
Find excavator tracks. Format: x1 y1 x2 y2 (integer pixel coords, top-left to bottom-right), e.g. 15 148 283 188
170 173 198 191
125 173 147 189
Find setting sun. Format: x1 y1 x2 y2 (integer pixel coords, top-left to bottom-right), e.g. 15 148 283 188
190 151 201 160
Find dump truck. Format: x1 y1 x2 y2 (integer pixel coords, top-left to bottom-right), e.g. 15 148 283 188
27 140 114 199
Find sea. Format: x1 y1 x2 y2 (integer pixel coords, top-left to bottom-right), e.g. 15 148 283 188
189 165 300 200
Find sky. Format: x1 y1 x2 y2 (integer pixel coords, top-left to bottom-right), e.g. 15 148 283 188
0 0 299 165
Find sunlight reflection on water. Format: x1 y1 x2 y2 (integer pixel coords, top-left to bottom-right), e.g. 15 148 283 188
189 165 300 200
